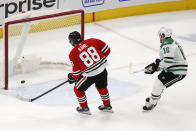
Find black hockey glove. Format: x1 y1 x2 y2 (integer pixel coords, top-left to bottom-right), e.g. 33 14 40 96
144 59 161 74
67 73 76 84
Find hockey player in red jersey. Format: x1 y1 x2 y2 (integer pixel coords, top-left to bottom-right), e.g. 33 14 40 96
67 31 112 114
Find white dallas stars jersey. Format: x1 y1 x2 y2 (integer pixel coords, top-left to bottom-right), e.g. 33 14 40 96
159 38 188 75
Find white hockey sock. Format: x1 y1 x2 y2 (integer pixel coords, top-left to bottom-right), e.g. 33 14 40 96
150 79 166 104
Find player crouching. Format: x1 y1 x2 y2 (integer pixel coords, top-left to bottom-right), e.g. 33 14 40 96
143 27 188 111
67 31 113 115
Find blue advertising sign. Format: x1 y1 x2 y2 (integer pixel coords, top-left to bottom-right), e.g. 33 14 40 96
82 0 105 8
119 0 131 2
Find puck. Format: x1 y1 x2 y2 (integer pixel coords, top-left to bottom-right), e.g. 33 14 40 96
21 80 25 84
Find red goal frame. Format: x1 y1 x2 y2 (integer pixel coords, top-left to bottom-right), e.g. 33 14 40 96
3 9 85 90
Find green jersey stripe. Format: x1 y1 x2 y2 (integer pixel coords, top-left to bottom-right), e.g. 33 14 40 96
164 60 174 63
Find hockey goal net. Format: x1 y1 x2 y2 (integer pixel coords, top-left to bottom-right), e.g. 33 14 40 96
0 9 84 90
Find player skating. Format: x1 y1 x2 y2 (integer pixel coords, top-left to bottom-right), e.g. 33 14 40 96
67 31 112 114
143 27 188 111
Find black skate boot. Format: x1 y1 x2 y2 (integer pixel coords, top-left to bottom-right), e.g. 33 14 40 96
98 105 113 113
143 97 157 111
76 106 91 115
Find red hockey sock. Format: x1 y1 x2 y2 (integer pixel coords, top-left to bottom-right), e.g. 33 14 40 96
97 87 111 105
74 87 88 108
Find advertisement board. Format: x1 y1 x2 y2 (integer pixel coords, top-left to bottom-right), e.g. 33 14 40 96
0 0 59 25
0 0 185 26
61 0 181 13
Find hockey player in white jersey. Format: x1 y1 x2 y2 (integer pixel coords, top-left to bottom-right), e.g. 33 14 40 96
143 27 188 111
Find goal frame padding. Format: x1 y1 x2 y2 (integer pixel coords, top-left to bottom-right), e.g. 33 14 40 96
3 9 85 90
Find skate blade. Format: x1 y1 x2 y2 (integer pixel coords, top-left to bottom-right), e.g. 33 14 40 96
142 106 156 112
78 111 92 115
100 109 114 113
142 109 153 112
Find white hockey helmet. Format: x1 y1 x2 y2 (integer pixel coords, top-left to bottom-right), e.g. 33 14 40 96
158 27 172 38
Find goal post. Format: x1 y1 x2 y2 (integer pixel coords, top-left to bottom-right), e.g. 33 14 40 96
1 9 85 90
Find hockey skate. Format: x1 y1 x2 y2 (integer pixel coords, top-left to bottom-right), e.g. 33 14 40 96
76 106 91 115
98 105 113 113
143 97 157 111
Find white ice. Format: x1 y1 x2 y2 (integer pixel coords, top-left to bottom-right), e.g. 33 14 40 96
0 10 196 131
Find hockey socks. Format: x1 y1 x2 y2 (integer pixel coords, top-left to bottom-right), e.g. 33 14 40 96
97 87 111 106
74 87 88 108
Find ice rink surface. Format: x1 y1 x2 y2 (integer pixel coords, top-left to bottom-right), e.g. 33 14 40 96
0 10 196 131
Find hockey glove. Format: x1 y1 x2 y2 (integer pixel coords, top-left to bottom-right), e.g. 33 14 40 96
68 73 76 84
144 59 161 74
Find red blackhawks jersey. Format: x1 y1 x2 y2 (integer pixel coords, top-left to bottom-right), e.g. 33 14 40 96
69 38 110 79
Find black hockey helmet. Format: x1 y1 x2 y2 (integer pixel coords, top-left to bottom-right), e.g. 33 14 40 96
68 31 82 46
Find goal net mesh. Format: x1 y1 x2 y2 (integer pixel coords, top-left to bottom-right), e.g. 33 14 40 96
0 9 84 90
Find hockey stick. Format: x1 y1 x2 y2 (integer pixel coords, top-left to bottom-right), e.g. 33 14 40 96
16 80 68 102
130 67 164 74
128 63 145 74
129 69 145 74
